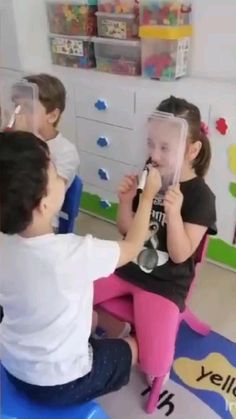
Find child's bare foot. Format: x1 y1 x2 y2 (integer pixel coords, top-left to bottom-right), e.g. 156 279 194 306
117 322 131 338
96 308 131 338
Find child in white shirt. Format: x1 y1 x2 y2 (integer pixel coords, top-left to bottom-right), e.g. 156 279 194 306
23 73 79 187
0 131 161 405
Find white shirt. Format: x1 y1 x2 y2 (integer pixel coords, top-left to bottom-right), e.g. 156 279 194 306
48 132 80 187
0 233 120 386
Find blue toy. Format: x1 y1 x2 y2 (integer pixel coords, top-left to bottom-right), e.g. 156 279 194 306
97 136 109 148
1 364 109 419
58 175 83 234
100 199 111 209
98 168 109 181
94 100 108 111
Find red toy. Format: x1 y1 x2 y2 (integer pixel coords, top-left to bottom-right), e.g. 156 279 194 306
144 53 172 78
216 118 228 135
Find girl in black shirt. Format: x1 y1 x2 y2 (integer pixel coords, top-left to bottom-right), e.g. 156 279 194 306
94 96 217 374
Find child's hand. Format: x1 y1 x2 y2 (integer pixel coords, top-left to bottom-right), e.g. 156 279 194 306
142 167 162 201
164 185 183 219
118 175 138 203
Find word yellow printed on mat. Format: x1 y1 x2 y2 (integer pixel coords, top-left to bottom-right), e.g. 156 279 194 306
228 144 236 174
173 353 236 418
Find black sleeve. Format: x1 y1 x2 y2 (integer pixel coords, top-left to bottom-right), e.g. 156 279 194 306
181 182 217 236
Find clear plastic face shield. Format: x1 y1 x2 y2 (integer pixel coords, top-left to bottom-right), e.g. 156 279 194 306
0 80 39 135
138 111 188 196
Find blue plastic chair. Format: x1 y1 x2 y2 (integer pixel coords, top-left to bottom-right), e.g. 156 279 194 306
1 364 109 419
58 175 83 234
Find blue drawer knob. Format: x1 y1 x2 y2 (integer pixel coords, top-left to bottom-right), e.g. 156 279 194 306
97 136 109 148
100 199 111 209
94 99 108 111
98 168 109 181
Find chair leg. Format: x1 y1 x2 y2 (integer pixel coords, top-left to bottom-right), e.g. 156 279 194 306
146 375 166 414
183 308 211 336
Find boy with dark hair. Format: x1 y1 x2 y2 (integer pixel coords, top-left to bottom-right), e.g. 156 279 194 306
0 131 161 405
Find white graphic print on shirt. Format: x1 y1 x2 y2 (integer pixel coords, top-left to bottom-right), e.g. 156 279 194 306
134 196 169 273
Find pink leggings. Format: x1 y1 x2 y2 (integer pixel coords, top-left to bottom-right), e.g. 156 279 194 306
94 274 180 376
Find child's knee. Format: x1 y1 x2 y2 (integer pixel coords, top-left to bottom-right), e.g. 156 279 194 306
124 336 138 366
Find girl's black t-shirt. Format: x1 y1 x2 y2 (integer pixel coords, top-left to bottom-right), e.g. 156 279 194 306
116 177 217 311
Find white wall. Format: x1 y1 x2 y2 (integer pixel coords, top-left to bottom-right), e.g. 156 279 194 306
192 0 236 80
11 0 51 72
0 0 21 70
1 0 236 80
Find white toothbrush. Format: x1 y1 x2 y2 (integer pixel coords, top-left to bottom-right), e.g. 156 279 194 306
6 105 21 129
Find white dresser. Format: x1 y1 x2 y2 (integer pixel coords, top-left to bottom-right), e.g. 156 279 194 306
55 69 146 221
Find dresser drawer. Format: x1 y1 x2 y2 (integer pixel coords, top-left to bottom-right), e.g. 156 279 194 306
75 81 135 129
79 151 132 192
76 118 145 165
81 183 118 222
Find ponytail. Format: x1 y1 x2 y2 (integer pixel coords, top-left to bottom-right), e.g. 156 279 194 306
192 132 211 177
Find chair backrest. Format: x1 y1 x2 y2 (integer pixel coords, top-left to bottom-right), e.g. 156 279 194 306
194 234 209 265
58 175 83 234
185 234 209 303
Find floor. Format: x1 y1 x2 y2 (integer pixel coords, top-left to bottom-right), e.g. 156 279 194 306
78 212 236 343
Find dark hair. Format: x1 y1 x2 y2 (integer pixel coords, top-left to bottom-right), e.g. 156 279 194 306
0 131 50 234
23 73 66 125
157 96 211 177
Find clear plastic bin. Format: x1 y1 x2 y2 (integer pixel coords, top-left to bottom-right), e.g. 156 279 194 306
141 37 191 80
49 35 95 68
140 1 192 26
93 37 141 75
98 0 139 14
96 12 138 39
46 1 97 36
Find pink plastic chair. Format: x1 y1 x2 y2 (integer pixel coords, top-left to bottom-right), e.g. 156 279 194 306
99 235 210 414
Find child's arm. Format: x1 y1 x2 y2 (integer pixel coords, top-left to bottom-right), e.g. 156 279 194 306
164 185 207 263
117 201 134 236
116 175 137 235
116 168 161 268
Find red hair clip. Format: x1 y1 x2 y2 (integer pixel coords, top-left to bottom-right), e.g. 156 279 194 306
200 121 209 136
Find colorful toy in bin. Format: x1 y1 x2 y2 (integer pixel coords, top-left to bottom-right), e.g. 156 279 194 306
140 0 192 26
46 1 98 36
96 12 138 40
140 25 193 80
93 37 141 76
49 35 95 68
96 57 140 75
144 52 173 78
98 0 139 14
